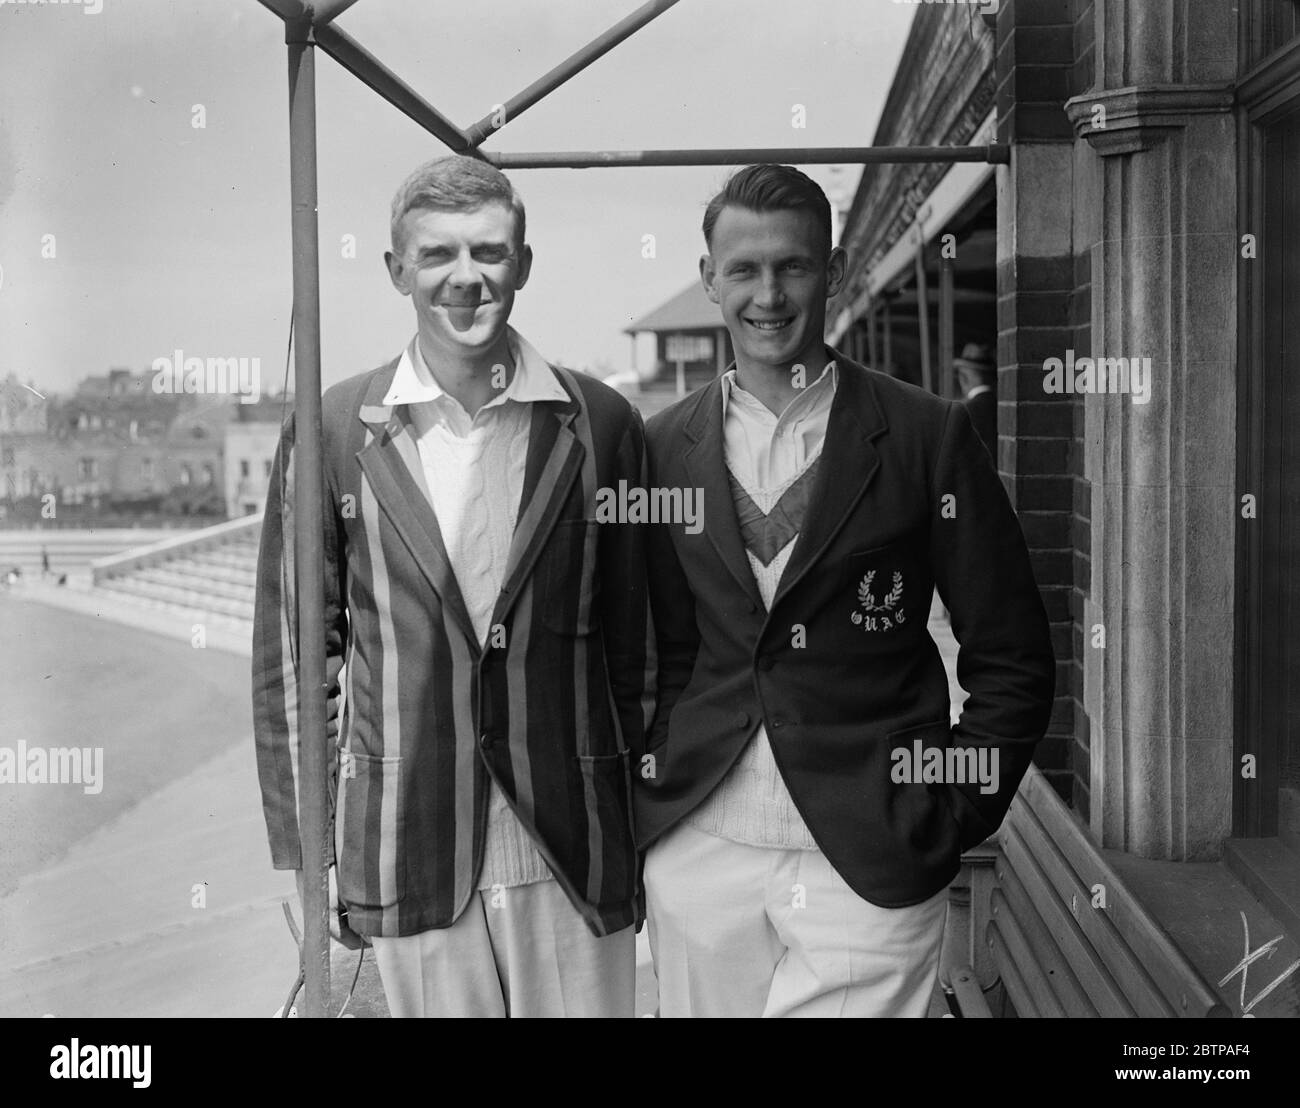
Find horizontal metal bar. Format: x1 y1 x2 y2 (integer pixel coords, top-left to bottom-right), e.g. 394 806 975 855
482 145 1012 169
463 0 683 148
312 22 475 153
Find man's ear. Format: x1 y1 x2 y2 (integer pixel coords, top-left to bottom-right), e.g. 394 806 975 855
825 245 848 300
700 254 720 304
514 243 534 290
385 249 411 297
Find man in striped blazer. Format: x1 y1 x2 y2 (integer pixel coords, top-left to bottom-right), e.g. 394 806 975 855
253 156 653 1018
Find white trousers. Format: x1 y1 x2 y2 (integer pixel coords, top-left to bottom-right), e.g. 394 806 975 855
369 879 635 1018
644 822 948 1018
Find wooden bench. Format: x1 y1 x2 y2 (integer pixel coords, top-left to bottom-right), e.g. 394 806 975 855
948 763 1229 1018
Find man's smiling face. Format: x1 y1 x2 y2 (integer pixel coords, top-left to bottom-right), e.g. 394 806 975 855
386 203 531 359
701 206 845 375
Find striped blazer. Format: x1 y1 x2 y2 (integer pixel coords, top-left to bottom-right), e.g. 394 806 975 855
252 357 654 938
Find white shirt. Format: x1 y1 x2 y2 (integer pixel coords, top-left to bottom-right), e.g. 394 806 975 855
384 327 568 645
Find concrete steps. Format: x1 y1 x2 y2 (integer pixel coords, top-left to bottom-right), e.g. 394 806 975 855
88 515 261 636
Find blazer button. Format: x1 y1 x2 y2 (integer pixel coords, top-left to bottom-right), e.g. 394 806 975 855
480 732 496 749
735 711 750 729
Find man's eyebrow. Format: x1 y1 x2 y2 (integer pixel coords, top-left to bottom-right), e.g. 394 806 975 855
723 252 816 268
412 239 511 256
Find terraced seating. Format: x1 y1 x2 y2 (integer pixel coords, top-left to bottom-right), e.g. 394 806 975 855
92 516 262 630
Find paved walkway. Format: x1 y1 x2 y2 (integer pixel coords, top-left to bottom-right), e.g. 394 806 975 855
0 593 296 1016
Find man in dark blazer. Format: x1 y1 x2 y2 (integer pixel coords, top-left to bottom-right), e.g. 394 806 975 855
253 156 652 1017
637 165 1054 1017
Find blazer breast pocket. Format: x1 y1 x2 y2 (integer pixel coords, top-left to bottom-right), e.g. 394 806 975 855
841 541 926 637
540 519 600 635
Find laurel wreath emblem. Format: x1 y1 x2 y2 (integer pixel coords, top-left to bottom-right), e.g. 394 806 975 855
851 570 905 631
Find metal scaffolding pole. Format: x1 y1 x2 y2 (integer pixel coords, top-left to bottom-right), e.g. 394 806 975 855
313 22 474 153
938 256 955 399
483 145 1010 169
286 16 332 1019
882 296 893 376
463 0 683 147
914 232 933 394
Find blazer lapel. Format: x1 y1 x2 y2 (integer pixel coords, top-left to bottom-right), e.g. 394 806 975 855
354 371 479 646
770 356 887 610
490 382 585 628
683 379 766 613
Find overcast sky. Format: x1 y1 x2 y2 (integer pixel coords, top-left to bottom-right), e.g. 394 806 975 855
0 0 915 395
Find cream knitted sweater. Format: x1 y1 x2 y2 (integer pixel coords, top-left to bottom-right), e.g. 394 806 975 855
682 369 836 850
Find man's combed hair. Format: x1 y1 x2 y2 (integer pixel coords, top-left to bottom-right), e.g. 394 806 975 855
390 155 526 252
702 164 832 256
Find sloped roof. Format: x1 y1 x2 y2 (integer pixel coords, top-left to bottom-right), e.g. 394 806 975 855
625 281 723 334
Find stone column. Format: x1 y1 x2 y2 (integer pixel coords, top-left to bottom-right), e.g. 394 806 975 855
1065 0 1237 859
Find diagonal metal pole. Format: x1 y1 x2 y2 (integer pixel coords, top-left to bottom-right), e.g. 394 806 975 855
285 15 331 1019
462 0 682 147
313 22 475 153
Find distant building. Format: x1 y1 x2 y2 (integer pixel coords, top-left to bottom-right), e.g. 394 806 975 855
0 368 290 523
224 394 291 517
0 373 50 435
622 283 734 418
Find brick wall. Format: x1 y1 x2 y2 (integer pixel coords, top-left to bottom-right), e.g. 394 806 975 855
994 0 1081 805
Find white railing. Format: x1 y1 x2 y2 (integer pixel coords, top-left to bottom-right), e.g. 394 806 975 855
92 513 263 584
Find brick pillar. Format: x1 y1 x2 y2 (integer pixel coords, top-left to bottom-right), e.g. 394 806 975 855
994 0 1078 802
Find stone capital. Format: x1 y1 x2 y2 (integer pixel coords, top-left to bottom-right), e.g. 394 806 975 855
1066 84 1235 156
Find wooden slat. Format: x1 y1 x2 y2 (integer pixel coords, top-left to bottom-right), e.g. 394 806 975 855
1000 823 1135 1016
996 836 1104 1016
1017 766 1225 1018
949 965 992 1018
1007 790 1175 1017
987 889 1067 1017
986 919 1046 1017
967 847 999 986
